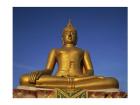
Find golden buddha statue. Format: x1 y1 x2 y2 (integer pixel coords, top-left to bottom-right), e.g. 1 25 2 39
20 20 119 90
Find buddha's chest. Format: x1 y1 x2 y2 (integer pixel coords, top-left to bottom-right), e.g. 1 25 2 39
55 49 83 76
56 49 83 61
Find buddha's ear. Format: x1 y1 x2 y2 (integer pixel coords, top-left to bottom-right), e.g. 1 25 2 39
74 36 78 46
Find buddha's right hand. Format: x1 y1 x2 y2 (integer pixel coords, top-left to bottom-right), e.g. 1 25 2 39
29 71 47 84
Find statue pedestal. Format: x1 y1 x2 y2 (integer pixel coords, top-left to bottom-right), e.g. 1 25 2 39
13 86 127 98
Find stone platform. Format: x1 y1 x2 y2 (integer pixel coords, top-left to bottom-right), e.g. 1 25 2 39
13 86 127 98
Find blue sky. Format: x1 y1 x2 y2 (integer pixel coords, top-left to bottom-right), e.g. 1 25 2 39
13 7 127 92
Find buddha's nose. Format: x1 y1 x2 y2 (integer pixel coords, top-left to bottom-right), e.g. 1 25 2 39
68 34 72 40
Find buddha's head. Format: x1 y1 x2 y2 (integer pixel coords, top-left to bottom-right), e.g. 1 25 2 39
62 20 77 46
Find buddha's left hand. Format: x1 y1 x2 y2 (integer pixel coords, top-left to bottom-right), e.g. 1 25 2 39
29 71 47 83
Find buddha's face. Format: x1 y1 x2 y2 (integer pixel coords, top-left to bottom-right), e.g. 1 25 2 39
62 30 77 45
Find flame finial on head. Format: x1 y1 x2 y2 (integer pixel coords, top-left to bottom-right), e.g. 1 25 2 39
63 19 77 32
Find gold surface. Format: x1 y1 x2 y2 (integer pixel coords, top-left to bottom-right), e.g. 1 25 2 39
20 20 119 90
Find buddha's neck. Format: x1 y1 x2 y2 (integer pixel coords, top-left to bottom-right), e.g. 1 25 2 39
63 44 75 48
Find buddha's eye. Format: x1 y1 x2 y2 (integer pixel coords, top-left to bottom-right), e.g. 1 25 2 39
64 31 70 35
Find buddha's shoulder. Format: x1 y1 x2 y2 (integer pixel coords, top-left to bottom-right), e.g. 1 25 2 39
50 47 88 53
49 48 57 53
74 47 90 54
74 47 84 52
49 48 63 52
52 47 84 52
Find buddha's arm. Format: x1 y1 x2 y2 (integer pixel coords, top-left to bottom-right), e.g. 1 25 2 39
45 49 56 75
83 51 94 76
27 49 56 83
